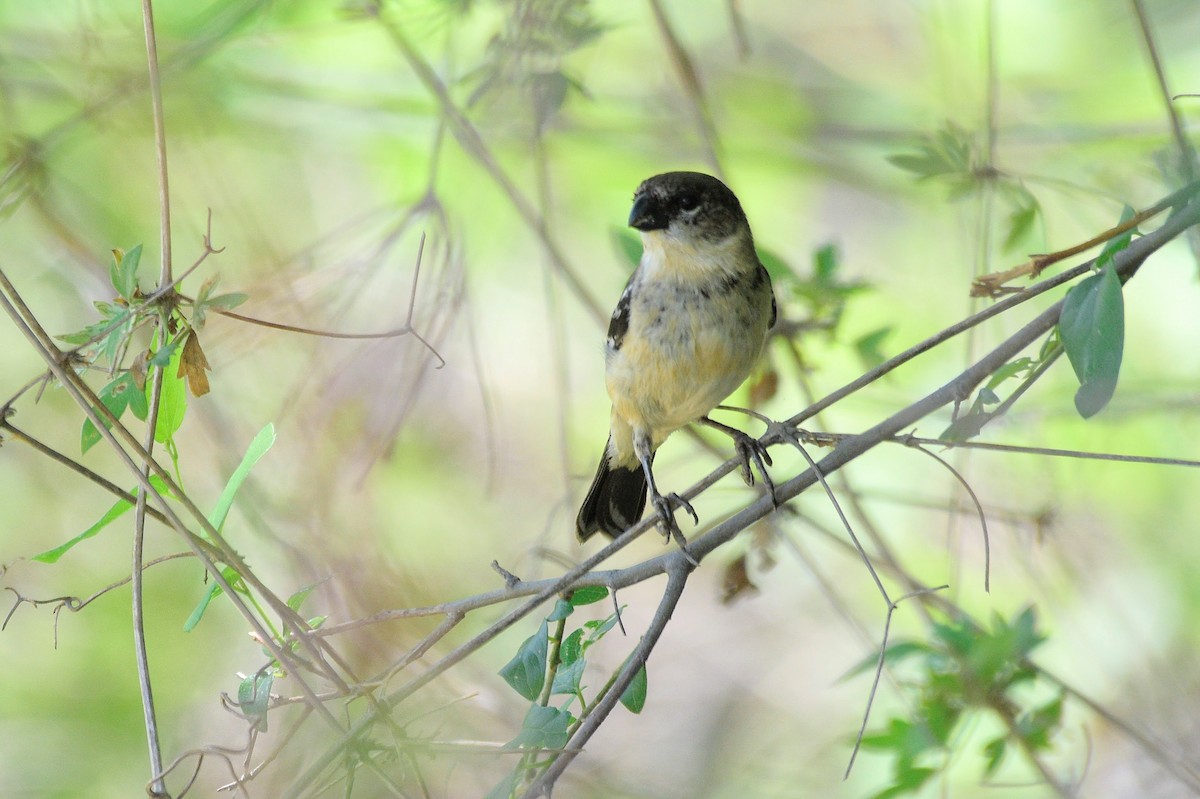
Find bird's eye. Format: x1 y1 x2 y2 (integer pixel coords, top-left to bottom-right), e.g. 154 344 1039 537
679 195 702 214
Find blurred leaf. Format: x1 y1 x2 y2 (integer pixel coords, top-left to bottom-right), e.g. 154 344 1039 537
985 357 1034 390
983 735 1008 777
567 586 608 607
1059 266 1124 418
854 327 892 369
618 663 647 713
499 620 549 700
109 245 142 301
813 243 838 280
610 226 641 267
842 641 933 680
192 272 248 329
206 292 248 310
287 582 320 612
887 123 972 181
184 565 244 631
506 704 572 751
208 423 277 532
757 246 796 283
939 402 988 442
720 553 757 604
484 770 520 799
531 70 569 130
1016 694 1064 750
32 475 170 562
178 329 211 397
870 766 936 799
237 671 274 731
1002 197 1041 253
747 367 778 407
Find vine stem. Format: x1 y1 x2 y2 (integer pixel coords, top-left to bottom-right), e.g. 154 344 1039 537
136 0 172 793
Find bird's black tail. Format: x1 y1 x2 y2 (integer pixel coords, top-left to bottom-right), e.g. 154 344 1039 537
576 447 648 541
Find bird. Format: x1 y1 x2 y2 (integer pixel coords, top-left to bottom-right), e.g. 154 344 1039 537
576 171 777 546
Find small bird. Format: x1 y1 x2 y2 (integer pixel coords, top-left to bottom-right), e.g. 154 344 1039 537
576 171 777 544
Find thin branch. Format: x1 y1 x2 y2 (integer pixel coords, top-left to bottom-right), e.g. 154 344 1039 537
1130 0 1196 183
646 0 724 178
369 7 605 324
137 0 176 788
911 443 992 592
198 233 445 367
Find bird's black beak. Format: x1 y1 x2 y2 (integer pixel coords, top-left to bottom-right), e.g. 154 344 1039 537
628 194 668 231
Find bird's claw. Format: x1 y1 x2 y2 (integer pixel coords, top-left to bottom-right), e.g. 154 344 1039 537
729 430 778 507
650 492 700 565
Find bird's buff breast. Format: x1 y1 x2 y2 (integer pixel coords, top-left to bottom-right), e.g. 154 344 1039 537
605 278 767 456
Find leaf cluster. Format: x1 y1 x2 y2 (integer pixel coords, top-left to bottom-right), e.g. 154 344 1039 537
491 586 645 797
856 607 1064 798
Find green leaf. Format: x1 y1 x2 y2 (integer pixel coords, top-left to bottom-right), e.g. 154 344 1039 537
870 766 936 799
1058 266 1124 418
206 292 248 311
619 663 647 713
854 326 892 369
287 583 318 612
81 372 145 454
559 628 584 665
110 244 142 300
983 735 1008 777
757 246 795 284
237 671 274 731
506 704 572 751
583 612 621 643
148 339 180 368
813 243 838 280
986 357 1034 390
841 640 933 680
550 656 586 696
1017 693 1064 750
32 474 171 562
610 227 641 267
1001 198 1040 253
152 339 189 444
1094 205 1137 272
208 424 276 532
499 621 549 700
546 598 573 622
939 404 989 443
184 565 244 631
483 770 520 799
567 586 608 607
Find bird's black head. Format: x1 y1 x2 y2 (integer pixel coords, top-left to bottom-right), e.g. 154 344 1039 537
628 171 749 243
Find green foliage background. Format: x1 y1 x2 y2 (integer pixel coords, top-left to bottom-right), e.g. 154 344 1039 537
1 1 1200 796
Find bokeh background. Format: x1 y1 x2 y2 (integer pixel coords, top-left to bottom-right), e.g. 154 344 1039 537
1 1 1200 797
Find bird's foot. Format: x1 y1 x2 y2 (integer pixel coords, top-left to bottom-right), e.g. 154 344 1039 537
650 491 699 565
